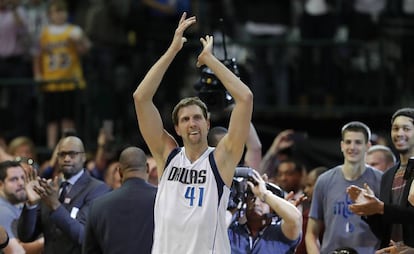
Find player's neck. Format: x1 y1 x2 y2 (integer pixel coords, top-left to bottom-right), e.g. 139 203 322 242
184 144 208 163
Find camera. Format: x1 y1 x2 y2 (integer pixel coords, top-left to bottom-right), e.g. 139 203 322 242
195 58 239 112
229 167 285 212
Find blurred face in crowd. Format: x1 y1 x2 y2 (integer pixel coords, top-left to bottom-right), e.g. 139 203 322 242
0 166 26 205
303 170 318 202
365 150 392 172
13 144 34 159
48 4 67 25
276 161 302 193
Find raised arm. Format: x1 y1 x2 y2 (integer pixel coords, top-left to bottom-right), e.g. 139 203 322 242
243 122 262 170
259 129 294 175
197 36 253 186
248 170 302 240
133 13 196 173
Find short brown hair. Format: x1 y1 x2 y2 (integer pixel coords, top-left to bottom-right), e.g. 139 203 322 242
172 97 208 126
341 121 371 143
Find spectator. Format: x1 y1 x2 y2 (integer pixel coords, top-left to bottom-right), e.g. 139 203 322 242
17 136 111 254
347 108 414 250
0 160 44 254
365 144 396 172
83 146 157 254
7 136 37 161
133 12 253 253
83 0 134 137
260 129 296 176
24 0 49 52
228 169 302 253
0 0 33 138
33 0 91 149
272 159 306 213
306 121 382 253
295 166 328 254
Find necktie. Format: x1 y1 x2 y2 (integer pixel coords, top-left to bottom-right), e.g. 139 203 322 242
59 181 69 203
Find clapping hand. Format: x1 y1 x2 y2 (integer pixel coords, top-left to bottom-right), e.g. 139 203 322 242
347 183 381 216
24 166 41 206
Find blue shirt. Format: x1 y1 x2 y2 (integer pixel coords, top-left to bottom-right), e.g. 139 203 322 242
228 220 300 254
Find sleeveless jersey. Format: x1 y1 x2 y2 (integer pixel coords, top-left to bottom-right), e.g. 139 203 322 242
152 147 231 254
39 24 85 92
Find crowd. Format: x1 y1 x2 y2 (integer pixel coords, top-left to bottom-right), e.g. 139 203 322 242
1 0 414 150
1 10 414 254
1 1 414 254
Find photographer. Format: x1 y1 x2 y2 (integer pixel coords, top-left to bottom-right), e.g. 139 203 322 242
228 169 302 254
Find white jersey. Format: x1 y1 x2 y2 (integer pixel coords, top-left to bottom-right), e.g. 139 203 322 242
152 147 231 254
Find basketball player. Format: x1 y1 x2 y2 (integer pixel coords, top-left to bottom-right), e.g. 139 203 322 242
133 12 253 254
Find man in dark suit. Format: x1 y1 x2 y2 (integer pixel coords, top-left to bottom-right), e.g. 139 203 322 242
83 146 157 254
17 136 111 254
347 107 414 250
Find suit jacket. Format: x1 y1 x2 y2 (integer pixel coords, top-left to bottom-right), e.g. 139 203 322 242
18 170 111 254
365 162 414 248
83 178 157 254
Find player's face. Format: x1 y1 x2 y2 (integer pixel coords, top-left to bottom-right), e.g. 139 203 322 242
0 167 27 204
175 105 210 145
391 116 414 156
341 131 369 164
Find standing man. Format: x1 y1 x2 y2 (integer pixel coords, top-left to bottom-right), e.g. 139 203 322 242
306 121 382 253
17 136 111 254
0 160 43 254
83 146 157 254
133 12 253 254
347 108 414 250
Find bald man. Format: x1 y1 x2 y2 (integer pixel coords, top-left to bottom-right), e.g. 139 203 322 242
18 136 111 254
83 146 158 254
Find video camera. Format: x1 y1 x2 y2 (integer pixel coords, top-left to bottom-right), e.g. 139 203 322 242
194 19 240 113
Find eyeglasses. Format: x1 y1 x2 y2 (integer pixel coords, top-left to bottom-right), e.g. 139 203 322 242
57 151 84 159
